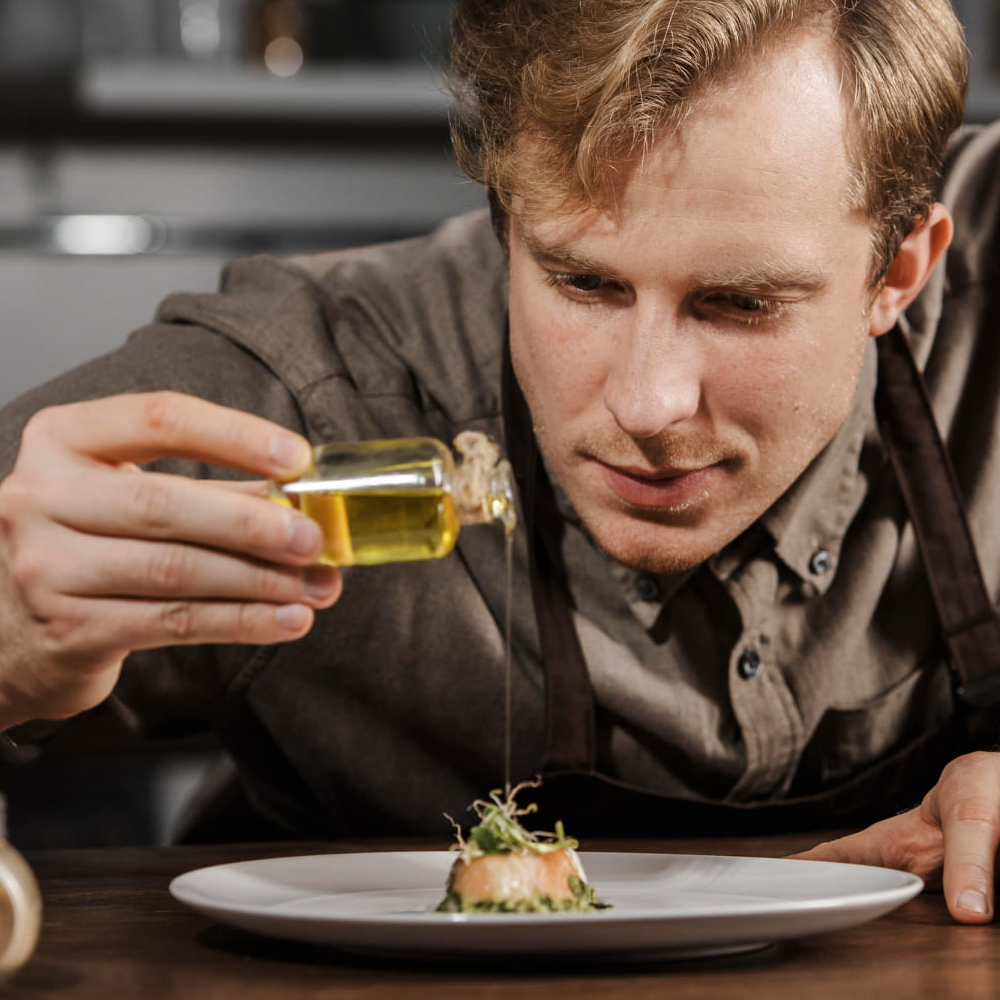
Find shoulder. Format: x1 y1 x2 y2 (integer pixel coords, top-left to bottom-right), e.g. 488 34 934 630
939 122 1000 288
903 123 1000 367
156 211 508 437
286 210 508 418
288 209 503 293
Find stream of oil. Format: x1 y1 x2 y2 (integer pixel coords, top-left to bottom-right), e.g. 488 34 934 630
503 522 514 796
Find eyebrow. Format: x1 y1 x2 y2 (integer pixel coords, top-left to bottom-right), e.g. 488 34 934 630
517 224 625 280
695 262 831 295
518 223 831 294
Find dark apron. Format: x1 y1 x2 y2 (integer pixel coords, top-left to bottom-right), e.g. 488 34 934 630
502 324 1000 836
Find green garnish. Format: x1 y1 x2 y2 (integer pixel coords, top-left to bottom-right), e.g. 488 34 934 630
436 874 605 914
446 779 578 861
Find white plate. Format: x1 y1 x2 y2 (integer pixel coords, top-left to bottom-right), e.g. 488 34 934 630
169 851 923 961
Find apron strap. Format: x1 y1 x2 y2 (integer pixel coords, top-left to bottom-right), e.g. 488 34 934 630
874 325 1000 714
502 326 597 771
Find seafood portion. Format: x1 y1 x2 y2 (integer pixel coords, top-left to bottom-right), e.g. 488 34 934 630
437 782 607 913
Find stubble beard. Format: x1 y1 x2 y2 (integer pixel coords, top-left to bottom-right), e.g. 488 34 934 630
542 430 743 574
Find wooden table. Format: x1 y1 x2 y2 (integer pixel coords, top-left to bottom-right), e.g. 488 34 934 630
5 832 999 999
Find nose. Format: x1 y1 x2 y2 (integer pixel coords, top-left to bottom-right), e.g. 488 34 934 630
602 311 702 439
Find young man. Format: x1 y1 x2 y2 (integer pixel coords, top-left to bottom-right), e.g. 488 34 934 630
0 0 995 921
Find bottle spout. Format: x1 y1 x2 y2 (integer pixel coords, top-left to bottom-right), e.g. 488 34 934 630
487 459 518 530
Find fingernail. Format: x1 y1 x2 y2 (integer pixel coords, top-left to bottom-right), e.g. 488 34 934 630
304 565 338 599
275 604 310 632
287 515 321 557
270 434 309 473
957 889 990 915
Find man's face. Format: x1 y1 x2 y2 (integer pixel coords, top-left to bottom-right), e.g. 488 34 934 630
508 30 884 573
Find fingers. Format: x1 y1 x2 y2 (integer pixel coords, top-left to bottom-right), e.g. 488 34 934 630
8 525 342 662
20 392 312 479
924 752 1000 924
17 524 341 606
2 393 326 572
29 593 327 665
791 809 944 883
0 592 326 723
791 823 896 866
27 465 324 567
5 517 341 665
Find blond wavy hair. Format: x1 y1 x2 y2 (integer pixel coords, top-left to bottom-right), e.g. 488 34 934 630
446 0 967 280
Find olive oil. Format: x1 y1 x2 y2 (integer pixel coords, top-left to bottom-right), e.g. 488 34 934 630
503 521 514 795
269 435 515 567
293 489 460 566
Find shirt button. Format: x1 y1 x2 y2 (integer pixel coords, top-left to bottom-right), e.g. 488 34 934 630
635 575 660 602
809 548 833 575
737 649 763 680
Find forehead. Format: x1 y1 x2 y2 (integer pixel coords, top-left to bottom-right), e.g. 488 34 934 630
519 28 863 258
671 30 853 201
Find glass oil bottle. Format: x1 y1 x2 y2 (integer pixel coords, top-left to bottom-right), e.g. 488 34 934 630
268 432 516 566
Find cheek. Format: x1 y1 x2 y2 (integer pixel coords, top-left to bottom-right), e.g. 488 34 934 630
736 324 868 460
509 299 609 425
791 325 869 418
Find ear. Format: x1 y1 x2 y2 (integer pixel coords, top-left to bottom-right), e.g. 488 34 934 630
867 203 953 336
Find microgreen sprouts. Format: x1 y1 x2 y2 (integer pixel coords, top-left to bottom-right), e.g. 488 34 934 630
445 779 578 861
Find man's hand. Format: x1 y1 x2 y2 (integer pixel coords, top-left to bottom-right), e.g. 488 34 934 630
793 751 1000 923
0 391 342 728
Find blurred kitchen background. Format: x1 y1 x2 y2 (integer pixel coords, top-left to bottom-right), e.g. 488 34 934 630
0 0 994 848
0 0 480 409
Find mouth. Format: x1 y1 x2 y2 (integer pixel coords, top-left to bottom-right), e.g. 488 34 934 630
597 460 719 509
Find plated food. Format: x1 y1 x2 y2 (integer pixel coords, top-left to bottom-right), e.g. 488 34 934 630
437 782 608 913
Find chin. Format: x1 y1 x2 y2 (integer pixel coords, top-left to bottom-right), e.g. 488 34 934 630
605 545 707 575
581 517 716 574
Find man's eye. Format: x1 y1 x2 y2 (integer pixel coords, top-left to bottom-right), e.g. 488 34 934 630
730 294 772 313
546 272 608 293
711 292 787 325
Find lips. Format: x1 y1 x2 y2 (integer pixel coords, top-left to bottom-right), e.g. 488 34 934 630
598 461 717 508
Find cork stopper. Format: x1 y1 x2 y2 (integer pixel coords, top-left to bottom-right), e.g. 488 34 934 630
451 432 517 529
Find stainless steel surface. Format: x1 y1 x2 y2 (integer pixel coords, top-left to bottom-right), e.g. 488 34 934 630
78 62 450 121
